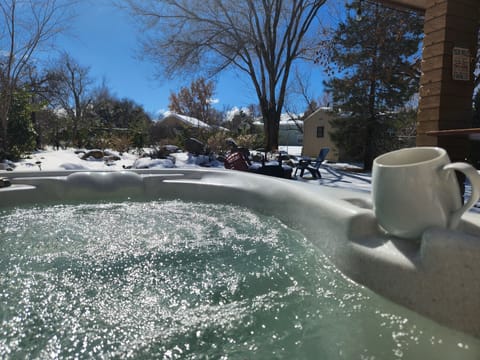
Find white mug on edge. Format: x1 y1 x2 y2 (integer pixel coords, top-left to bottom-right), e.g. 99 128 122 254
372 147 480 239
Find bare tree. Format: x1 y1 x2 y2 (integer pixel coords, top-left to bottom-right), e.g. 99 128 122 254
285 69 316 122
0 0 74 154
45 52 93 147
168 77 219 125
283 69 332 133
124 0 326 151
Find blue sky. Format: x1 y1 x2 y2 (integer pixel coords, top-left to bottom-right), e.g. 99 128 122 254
47 0 333 117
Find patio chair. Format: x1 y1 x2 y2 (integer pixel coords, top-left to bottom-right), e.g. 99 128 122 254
294 147 330 179
224 151 250 171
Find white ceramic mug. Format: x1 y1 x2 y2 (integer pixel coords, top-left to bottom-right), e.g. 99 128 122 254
372 147 480 239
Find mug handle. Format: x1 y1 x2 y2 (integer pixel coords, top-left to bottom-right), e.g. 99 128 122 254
442 162 480 229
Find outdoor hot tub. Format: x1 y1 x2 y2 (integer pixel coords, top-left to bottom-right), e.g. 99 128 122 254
1 168 480 358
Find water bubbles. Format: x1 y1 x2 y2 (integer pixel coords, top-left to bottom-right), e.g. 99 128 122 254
1 200 480 358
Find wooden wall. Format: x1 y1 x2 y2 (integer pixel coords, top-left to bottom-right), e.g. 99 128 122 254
416 0 479 161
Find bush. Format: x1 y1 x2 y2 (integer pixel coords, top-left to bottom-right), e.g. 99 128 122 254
207 132 231 154
235 133 264 150
109 135 133 153
7 91 37 159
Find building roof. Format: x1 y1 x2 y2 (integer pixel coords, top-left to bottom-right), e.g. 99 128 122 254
160 111 211 129
303 107 335 123
252 113 304 127
377 0 427 12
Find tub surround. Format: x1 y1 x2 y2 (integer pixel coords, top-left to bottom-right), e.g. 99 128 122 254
2 169 480 338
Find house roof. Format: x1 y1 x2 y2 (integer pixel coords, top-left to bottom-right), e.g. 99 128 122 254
160 111 211 129
252 113 304 126
377 0 427 12
302 107 341 125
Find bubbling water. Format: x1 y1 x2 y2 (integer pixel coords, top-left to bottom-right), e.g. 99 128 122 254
0 200 479 359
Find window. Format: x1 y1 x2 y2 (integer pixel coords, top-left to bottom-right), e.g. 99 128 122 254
316 126 324 138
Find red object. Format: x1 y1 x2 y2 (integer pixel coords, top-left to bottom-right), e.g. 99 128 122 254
224 152 249 171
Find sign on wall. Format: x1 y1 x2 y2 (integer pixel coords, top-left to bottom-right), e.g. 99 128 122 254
452 47 470 81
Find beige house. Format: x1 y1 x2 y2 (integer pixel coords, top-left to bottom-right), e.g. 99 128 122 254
302 108 339 162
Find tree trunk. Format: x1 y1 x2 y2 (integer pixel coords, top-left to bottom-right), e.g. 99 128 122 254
0 91 12 155
32 112 42 149
262 105 280 152
72 117 78 148
363 118 375 171
1 117 7 154
364 73 377 171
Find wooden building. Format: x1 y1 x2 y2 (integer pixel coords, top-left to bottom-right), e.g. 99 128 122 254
302 108 339 161
379 0 479 163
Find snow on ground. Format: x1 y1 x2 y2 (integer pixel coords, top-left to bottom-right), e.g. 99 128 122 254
2 147 480 213
2 148 215 172
5 148 137 172
1 147 371 190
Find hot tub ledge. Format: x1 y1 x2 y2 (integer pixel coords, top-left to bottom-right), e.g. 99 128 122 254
420 227 480 270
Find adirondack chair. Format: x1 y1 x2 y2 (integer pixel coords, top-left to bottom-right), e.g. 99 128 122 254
294 147 330 179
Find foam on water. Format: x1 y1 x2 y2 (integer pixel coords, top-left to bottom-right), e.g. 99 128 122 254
1 200 479 359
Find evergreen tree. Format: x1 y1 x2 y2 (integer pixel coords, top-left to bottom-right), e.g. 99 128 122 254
7 90 37 159
324 2 423 170
90 93 152 150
